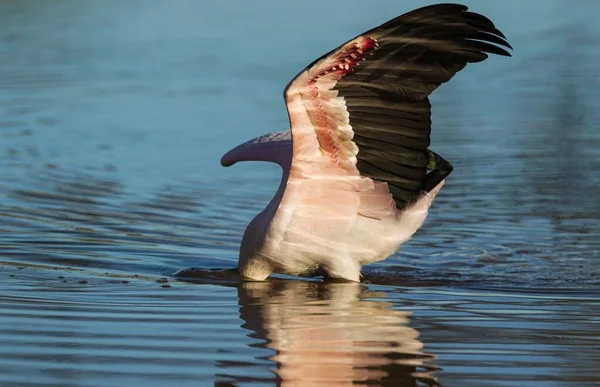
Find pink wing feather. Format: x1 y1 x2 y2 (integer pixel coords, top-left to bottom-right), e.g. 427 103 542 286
284 36 395 221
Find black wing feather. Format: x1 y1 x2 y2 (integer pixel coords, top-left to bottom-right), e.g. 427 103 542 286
284 3 510 208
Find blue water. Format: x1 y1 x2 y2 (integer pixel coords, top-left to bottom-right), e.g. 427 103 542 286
1 1 599 386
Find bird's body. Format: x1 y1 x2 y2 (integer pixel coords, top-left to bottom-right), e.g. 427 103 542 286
221 4 510 282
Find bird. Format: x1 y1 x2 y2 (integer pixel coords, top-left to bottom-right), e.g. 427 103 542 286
221 3 511 282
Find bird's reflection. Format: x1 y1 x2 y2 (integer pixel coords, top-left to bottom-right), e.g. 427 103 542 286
235 279 438 386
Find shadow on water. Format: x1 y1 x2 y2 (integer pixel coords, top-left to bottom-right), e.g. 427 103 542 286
175 273 439 386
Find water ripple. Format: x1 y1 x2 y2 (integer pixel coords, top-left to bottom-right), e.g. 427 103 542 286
1 1 600 385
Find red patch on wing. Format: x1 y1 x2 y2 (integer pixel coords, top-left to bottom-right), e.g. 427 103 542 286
304 84 339 158
307 36 379 162
286 35 379 167
314 36 378 80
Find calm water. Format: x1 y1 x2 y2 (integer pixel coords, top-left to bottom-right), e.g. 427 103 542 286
1 1 599 386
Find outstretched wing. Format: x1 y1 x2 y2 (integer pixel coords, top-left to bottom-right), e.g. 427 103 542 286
284 4 511 209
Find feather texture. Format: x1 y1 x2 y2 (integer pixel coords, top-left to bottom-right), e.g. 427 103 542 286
284 3 511 208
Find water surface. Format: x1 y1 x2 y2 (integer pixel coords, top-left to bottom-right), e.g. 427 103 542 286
1 1 599 386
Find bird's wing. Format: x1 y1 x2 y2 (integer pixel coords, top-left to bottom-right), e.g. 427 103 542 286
284 3 511 209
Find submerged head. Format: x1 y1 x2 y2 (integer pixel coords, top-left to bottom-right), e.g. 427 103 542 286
221 130 292 167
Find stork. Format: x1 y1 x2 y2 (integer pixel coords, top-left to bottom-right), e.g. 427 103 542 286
221 4 511 281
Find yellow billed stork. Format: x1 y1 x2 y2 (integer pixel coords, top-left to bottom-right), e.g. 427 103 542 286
221 4 511 281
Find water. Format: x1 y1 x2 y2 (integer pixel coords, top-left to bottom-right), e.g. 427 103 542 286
1 0 599 386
